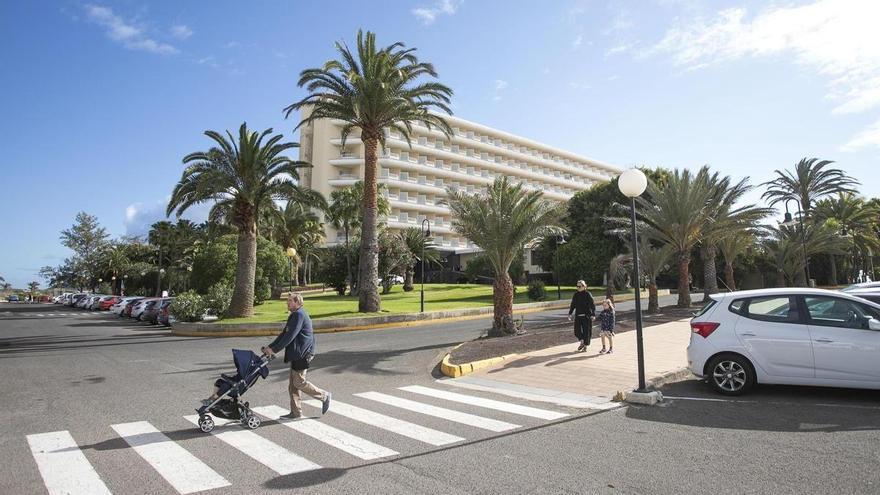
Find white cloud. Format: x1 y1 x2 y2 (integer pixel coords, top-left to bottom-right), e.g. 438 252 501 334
124 200 210 236
492 79 507 101
197 56 219 68
572 34 583 48
841 118 880 151
83 4 177 54
412 0 461 25
569 81 591 90
650 0 880 115
606 43 634 57
170 24 193 40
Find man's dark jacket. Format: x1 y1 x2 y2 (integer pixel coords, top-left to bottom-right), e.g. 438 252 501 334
568 290 596 317
268 307 316 369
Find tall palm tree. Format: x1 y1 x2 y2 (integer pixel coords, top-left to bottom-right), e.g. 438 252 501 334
103 243 131 295
814 193 880 283
717 229 757 291
762 158 859 219
398 227 441 291
446 177 564 336
639 240 674 313
764 223 847 286
273 201 326 286
612 167 717 308
148 221 175 296
167 123 313 317
286 30 454 312
700 173 772 300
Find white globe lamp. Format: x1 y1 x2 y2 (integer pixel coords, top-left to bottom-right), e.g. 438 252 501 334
618 168 648 198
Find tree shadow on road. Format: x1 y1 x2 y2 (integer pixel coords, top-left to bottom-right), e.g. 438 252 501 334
0 333 211 358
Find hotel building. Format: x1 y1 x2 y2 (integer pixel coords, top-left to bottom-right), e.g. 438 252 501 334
297 109 622 275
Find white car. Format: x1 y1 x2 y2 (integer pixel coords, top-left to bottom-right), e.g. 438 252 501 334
688 287 880 395
111 297 141 315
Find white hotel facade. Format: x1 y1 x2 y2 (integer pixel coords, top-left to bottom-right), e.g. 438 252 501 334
298 109 622 275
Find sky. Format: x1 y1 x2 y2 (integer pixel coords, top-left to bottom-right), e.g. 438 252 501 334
1 0 879 288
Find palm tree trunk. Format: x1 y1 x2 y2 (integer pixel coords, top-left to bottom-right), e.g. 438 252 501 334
490 271 515 337
724 261 736 292
702 244 718 301
776 269 786 287
677 251 691 308
358 135 381 312
344 223 352 295
228 216 257 318
403 268 414 292
829 254 838 286
648 280 659 313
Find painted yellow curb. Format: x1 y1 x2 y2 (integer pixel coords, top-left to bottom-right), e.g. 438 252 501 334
440 344 519 378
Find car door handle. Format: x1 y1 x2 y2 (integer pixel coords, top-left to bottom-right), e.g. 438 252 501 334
740 333 756 337
815 338 833 343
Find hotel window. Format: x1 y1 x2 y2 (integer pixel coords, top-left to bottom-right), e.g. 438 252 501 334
399 211 408 222
466 166 474 175
400 171 409 181
480 152 488 160
466 149 474 157
418 194 426 204
418 156 427 164
451 163 460 172
418 175 427 184
466 185 474 194
435 140 444 150
435 178 444 188
380 168 389 179
466 131 474 139
400 151 409 161
451 144 459 153
418 136 427 145
435 159 444 169
481 170 489 178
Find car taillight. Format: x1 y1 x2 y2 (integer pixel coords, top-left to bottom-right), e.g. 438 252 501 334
691 321 720 338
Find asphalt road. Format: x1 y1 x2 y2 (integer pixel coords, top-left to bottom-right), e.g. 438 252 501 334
3 298 879 494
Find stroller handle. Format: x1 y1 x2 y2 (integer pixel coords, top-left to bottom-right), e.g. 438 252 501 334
261 353 276 362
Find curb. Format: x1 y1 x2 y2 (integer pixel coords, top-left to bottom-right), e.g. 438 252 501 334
440 344 520 378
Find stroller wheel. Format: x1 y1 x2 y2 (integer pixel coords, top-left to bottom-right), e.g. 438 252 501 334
245 415 261 429
198 415 215 433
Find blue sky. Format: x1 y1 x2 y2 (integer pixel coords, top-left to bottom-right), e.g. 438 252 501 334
1 0 879 288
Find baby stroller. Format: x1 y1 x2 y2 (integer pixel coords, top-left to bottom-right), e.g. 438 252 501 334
196 349 273 433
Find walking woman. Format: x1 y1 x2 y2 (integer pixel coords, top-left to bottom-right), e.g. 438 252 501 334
567 280 596 352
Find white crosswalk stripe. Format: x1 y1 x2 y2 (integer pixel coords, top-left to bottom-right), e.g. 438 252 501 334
253 405 398 460
27 430 113 495
303 399 464 446
355 391 521 432
399 385 569 420
111 421 230 494
182 415 320 475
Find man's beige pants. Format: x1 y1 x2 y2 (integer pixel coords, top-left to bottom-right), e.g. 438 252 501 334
288 368 327 417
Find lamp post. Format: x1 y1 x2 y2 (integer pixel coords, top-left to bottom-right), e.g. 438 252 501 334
122 275 127 296
286 247 297 294
420 219 431 313
781 199 811 286
158 268 165 297
111 275 116 296
141 271 146 297
555 235 566 300
618 168 649 393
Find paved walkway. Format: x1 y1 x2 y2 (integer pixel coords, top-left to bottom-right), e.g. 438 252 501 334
467 318 693 400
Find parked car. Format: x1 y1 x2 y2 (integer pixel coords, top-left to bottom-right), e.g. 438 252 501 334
70 294 88 307
143 298 173 324
688 287 880 396
97 296 122 311
157 300 177 327
841 281 880 292
131 298 159 320
123 298 143 317
111 297 142 316
845 288 880 305
85 295 104 310
7 295 20 302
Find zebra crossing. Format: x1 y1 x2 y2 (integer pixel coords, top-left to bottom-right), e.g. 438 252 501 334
25 383 605 494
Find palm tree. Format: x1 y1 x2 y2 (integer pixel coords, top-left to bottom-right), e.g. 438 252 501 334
717 229 757 291
398 227 441 291
327 181 390 294
103 243 131 295
700 173 772 300
148 221 175 296
639 240 674 313
286 30 454 313
446 177 564 336
613 167 717 308
762 158 859 218
273 201 326 286
167 123 313 317
814 193 880 283
764 223 847 286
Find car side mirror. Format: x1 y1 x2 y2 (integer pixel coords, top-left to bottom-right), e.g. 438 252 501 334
869 318 880 331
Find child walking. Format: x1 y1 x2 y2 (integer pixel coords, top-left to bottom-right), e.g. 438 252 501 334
597 299 615 354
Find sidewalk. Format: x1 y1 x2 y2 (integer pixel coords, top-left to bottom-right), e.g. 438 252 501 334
466 318 693 400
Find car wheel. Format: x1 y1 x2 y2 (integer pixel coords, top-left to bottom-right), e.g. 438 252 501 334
707 354 755 396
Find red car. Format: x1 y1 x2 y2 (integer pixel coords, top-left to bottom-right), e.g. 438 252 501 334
98 296 122 311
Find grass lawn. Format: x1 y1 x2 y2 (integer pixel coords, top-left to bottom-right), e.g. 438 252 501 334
223 283 621 324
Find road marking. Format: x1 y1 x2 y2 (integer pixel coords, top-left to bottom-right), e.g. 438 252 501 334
355 391 520 432
400 385 569 420
435 377 618 410
664 395 880 410
183 415 319 475
111 421 230 494
302 399 464 446
27 431 113 495
254 405 398 460
37 314 45 317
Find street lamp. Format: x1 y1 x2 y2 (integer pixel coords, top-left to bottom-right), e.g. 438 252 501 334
781 198 811 287
158 268 166 296
618 168 649 393
122 275 127 296
555 235 566 300
111 275 116 296
286 247 297 294
420 219 431 313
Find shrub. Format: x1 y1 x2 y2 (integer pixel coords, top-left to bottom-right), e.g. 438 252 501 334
527 280 547 301
254 275 271 305
205 282 233 318
170 290 207 322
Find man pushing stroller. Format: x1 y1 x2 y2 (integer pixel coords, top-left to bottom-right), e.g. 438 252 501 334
261 292 331 419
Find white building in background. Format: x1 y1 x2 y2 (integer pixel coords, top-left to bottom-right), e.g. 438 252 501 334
297 109 621 276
